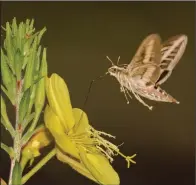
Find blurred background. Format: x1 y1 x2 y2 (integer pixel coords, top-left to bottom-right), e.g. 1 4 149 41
1 1 195 185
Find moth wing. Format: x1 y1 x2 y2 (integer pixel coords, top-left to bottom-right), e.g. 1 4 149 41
156 35 188 85
128 34 162 84
128 34 162 69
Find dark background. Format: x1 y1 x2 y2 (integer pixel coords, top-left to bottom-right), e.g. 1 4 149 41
1 1 195 185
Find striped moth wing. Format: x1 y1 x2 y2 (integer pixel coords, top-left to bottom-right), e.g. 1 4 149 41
156 34 188 85
128 34 162 85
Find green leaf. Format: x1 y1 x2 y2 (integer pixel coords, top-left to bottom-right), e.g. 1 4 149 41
1 85 15 105
5 22 15 74
11 17 17 36
16 22 24 52
37 27 47 45
29 85 38 114
1 49 16 94
25 19 30 33
35 46 42 72
23 36 38 91
1 96 15 137
11 18 18 49
22 31 40 69
19 75 45 122
29 19 34 32
19 88 30 123
1 48 15 74
14 49 23 81
1 143 14 158
25 19 35 36
22 112 35 132
29 48 47 132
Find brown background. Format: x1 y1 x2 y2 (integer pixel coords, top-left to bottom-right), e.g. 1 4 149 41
1 1 195 185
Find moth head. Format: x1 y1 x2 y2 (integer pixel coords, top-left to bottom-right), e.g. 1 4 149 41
106 56 122 76
108 66 120 75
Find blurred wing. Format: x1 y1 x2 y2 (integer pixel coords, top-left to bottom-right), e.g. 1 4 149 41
156 35 188 85
128 34 162 84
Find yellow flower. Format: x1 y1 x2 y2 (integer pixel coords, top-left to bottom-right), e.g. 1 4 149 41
44 73 136 185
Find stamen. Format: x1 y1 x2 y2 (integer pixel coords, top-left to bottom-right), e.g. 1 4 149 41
70 125 136 168
96 146 113 162
90 127 116 139
117 151 137 168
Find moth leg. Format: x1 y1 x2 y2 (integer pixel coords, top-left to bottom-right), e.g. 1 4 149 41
120 86 130 104
128 83 153 110
134 93 153 110
124 87 132 99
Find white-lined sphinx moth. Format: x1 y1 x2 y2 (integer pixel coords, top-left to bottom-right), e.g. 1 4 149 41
107 34 188 110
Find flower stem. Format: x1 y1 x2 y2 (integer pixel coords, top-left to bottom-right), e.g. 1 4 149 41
8 80 23 185
22 148 56 184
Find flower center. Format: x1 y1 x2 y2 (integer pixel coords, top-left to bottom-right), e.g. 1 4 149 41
69 126 136 168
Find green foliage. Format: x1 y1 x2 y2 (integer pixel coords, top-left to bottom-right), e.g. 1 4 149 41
1 17 48 185
1 17 48 137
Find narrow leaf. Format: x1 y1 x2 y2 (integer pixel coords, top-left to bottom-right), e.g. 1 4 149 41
29 48 47 132
5 22 15 74
23 36 37 91
1 85 14 105
1 49 16 92
19 88 30 123
22 112 35 132
1 96 15 137
1 143 14 158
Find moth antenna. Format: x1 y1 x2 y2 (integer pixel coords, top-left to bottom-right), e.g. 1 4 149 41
77 73 108 126
117 56 121 65
106 56 114 65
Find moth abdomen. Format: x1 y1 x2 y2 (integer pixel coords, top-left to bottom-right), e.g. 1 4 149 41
153 86 179 104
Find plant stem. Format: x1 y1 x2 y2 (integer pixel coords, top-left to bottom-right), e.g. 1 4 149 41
22 148 56 184
8 80 23 185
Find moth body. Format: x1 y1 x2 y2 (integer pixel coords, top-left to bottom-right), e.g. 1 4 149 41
107 34 187 110
108 65 179 110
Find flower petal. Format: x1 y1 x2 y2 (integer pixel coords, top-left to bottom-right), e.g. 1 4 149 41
78 146 120 185
46 73 75 132
56 148 97 183
70 108 90 135
44 105 79 159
